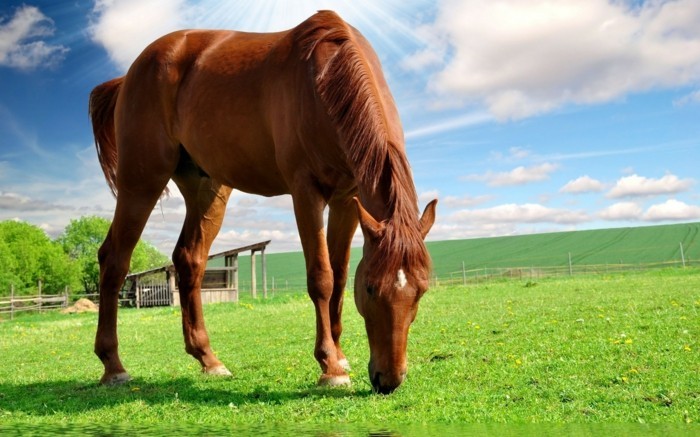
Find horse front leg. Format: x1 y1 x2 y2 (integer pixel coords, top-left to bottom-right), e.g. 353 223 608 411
172 175 232 375
327 198 359 372
292 188 350 386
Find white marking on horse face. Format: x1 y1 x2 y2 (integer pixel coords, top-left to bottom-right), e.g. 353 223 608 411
396 269 407 289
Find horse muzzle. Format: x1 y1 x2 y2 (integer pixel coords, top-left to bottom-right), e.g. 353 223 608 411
369 360 407 394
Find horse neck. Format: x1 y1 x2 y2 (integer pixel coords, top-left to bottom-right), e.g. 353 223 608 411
357 146 430 288
358 145 420 226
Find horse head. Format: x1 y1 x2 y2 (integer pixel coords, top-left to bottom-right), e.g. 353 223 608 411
353 198 437 394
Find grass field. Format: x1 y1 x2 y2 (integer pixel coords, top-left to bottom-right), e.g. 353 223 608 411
0 269 698 433
222 221 700 291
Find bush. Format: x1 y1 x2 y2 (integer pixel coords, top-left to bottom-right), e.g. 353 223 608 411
0 221 80 295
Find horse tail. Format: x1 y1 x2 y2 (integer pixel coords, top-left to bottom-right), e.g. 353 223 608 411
89 77 123 197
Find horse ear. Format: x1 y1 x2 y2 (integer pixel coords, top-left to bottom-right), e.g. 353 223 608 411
419 199 437 240
353 197 384 241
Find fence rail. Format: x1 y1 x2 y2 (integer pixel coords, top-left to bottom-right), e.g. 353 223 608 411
434 259 699 287
2 259 697 319
263 258 699 291
0 292 68 320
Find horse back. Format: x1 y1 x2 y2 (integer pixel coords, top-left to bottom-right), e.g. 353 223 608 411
117 27 298 194
115 11 399 199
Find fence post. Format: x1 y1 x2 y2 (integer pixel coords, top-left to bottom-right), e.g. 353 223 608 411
680 242 686 268
251 250 257 299
261 246 267 299
10 284 14 321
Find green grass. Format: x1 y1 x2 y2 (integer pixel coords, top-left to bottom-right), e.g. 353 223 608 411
222 221 700 290
427 221 700 275
0 269 699 432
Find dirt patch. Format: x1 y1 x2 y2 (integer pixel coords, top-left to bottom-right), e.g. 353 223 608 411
61 298 99 314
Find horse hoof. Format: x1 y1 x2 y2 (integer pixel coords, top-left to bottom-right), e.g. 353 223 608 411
101 372 131 386
204 365 232 377
318 374 351 387
338 358 351 371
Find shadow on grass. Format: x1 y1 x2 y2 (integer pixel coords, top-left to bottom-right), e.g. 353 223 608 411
0 376 373 417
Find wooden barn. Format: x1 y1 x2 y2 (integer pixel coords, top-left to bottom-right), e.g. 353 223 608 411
123 241 270 308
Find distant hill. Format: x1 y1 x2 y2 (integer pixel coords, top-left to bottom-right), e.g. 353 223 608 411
216 222 699 291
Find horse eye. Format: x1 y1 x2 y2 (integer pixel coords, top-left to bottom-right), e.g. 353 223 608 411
366 285 375 296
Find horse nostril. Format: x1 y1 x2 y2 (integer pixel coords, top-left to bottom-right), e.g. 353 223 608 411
375 382 398 395
371 372 382 391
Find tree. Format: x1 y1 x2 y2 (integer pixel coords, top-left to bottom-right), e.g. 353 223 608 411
0 237 20 293
0 221 80 295
58 216 170 293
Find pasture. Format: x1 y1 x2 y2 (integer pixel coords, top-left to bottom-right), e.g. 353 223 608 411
0 269 698 432
226 221 700 290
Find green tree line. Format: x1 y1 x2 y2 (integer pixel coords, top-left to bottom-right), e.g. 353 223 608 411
0 216 170 296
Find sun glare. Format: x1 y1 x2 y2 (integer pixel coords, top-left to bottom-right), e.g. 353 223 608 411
189 0 429 56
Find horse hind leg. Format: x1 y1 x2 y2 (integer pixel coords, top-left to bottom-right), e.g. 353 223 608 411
95 148 177 385
172 165 232 376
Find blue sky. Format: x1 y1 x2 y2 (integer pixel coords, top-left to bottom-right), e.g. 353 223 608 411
1 0 699 255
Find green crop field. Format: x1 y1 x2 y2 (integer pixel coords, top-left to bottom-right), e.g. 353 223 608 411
220 222 700 292
0 269 698 434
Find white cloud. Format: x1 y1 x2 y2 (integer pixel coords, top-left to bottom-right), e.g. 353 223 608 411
407 191 490 216
489 147 531 162
464 163 559 187
0 191 71 212
89 0 187 71
508 147 531 160
0 5 68 70
412 0 700 120
560 175 606 194
607 174 694 198
404 111 492 139
451 203 589 224
442 194 493 209
642 199 700 221
674 89 700 106
418 190 440 205
599 202 642 220
215 227 301 254
401 24 446 71
425 221 519 241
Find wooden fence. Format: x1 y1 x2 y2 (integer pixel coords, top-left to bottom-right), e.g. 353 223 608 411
0 286 69 320
434 259 699 287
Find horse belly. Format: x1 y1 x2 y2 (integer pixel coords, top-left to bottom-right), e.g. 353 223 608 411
180 125 288 196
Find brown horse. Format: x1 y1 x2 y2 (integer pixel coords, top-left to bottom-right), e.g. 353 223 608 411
89 10 436 394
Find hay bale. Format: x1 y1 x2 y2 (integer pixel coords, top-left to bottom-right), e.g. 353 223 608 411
62 298 99 314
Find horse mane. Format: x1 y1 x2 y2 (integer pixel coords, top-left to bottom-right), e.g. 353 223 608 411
299 11 431 289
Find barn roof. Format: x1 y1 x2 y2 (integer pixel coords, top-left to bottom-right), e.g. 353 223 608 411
125 240 271 280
